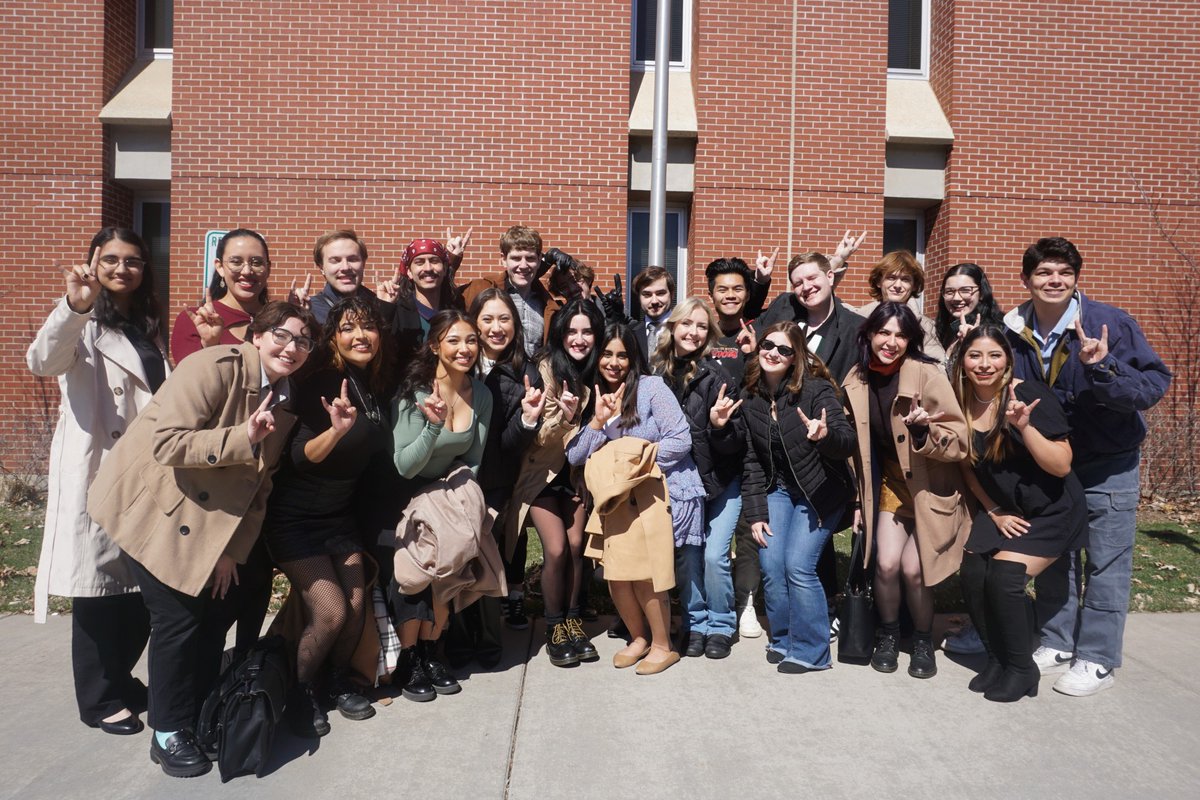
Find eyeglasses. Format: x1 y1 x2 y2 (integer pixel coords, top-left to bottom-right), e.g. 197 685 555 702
223 257 270 275
98 255 146 269
942 286 979 299
269 327 315 353
759 340 796 357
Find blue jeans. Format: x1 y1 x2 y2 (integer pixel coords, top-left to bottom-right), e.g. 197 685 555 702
676 479 741 637
1034 450 1139 669
759 489 840 669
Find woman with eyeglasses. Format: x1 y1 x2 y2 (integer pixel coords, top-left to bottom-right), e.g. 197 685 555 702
87 301 318 778
856 250 946 364
934 262 1005 367
842 302 971 680
170 228 273 364
739 322 857 673
262 297 393 736
28 228 165 736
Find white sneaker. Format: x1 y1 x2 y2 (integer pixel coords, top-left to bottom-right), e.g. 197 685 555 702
1033 645 1074 676
739 593 764 639
943 622 986 654
1054 659 1115 697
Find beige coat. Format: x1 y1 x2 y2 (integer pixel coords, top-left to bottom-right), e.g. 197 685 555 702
27 299 169 622
392 464 507 611
87 342 295 596
583 437 675 592
842 358 971 586
500 358 590 559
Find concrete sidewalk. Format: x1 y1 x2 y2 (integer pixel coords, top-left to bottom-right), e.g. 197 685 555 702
1 612 1198 799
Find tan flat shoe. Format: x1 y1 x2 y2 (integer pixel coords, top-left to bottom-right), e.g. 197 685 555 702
635 651 681 675
613 644 651 669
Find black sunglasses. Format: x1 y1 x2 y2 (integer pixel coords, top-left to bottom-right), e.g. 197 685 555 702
759 340 796 357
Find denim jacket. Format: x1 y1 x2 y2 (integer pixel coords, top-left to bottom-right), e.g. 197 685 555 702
1003 291 1171 461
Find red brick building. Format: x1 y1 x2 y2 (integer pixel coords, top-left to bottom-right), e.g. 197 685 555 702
3 1 1198 489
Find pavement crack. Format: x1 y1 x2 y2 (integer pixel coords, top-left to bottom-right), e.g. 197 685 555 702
502 622 534 800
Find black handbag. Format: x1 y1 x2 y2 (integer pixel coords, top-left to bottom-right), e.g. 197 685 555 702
196 635 290 782
837 526 876 663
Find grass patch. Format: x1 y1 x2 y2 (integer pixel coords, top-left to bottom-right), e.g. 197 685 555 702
0 502 68 616
1130 522 1200 612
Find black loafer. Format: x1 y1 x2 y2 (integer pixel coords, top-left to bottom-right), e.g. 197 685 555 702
766 649 785 665
100 715 144 736
684 632 706 658
704 634 732 659
149 730 211 778
777 661 811 674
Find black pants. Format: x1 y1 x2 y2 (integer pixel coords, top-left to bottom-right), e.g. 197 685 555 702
71 593 150 726
733 513 761 611
231 538 274 655
129 558 241 732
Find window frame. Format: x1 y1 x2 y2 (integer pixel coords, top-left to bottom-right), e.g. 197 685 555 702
625 205 690 309
882 208 926 265
137 0 174 60
630 0 692 72
887 0 930 79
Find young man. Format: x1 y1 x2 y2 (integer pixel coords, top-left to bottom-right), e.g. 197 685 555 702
460 226 563 358
755 251 865 384
704 256 779 388
1004 236 1170 696
630 266 675 358
307 230 375 325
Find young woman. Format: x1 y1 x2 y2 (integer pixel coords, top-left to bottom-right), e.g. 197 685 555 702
740 322 857 673
28 228 166 736
444 289 546 669
87 301 316 778
506 298 606 666
567 323 706 675
857 250 946 364
170 228 272 363
390 310 494 701
651 297 744 659
952 325 1086 702
263 297 393 736
934 262 1005 365
842 302 971 680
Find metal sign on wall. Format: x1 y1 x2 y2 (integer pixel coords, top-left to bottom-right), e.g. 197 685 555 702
202 230 226 298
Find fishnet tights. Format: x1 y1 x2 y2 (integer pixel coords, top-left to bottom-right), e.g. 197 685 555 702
280 551 367 684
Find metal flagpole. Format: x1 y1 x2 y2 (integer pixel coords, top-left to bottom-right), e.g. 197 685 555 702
647 0 671 270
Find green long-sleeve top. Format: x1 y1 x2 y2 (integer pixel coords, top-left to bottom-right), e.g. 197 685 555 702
391 379 493 480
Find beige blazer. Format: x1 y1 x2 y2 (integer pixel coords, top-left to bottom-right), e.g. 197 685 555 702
842 358 972 586
27 298 168 622
87 342 295 596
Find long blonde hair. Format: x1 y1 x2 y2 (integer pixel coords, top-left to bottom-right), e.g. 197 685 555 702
651 297 721 391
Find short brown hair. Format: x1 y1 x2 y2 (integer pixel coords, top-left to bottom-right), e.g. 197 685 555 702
632 265 675 299
249 300 319 338
499 225 543 256
787 251 831 278
313 229 368 267
575 261 595 286
867 250 924 300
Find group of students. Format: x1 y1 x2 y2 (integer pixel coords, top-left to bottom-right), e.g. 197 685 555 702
29 223 1170 780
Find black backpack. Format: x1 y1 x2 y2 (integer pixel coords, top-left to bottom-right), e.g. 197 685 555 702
197 635 291 782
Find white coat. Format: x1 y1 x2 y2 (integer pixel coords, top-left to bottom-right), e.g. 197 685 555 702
27 298 168 622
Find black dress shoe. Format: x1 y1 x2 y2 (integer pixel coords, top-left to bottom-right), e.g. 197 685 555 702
149 730 211 778
777 661 811 674
288 683 331 737
397 646 436 702
704 634 732 660
871 634 899 673
330 673 375 721
100 715 144 736
420 640 462 695
684 632 706 658
908 638 937 679
566 617 600 662
546 623 582 667
766 649 785 665
607 618 630 640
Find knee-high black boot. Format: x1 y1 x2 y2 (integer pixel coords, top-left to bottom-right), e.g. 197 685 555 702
984 559 1039 703
960 551 1003 693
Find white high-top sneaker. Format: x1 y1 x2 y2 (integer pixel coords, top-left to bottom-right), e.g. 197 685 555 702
739 592 764 638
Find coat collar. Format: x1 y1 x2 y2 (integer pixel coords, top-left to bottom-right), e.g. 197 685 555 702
92 326 152 390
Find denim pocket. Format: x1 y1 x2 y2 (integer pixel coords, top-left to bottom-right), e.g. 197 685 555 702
1108 490 1139 513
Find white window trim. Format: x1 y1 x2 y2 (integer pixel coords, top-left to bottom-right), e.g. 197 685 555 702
887 0 930 79
630 0 691 72
137 0 174 60
626 206 689 307
132 194 170 236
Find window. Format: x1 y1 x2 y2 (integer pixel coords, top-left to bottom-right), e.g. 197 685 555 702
138 0 174 57
133 197 171 308
888 0 928 76
632 0 690 70
627 207 689 310
883 210 925 264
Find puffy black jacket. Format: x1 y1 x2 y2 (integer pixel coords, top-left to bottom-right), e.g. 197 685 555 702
753 294 865 385
740 376 857 527
479 360 542 494
665 358 744 499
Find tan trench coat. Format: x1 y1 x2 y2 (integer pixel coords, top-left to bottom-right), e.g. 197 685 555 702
27 298 169 622
500 358 590 559
842 358 971 586
87 342 295 597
